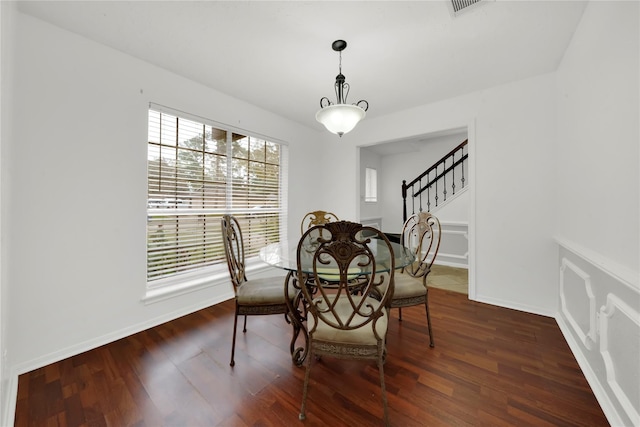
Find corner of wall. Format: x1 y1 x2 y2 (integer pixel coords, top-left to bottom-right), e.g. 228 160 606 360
0 1 17 425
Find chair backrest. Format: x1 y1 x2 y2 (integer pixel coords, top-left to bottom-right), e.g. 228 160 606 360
400 211 441 278
297 221 395 335
221 214 246 290
300 210 339 235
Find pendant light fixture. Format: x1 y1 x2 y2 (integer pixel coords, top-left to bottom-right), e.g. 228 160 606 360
316 40 369 137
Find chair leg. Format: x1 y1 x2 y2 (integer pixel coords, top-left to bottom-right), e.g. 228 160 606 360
230 310 239 366
425 290 434 348
299 346 314 420
243 315 248 333
378 349 390 426
398 307 403 321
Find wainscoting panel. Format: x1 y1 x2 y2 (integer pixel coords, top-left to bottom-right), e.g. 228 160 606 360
437 222 468 268
599 294 640 427
559 258 596 350
555 239 640 427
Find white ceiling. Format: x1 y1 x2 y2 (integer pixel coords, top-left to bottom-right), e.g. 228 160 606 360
17 0 587 134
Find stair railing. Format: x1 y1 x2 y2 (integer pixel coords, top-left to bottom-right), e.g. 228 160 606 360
402 139 468 223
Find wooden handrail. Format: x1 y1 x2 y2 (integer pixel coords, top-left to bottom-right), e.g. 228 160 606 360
403 139 467 190
412 154 468 198
402 139 468 222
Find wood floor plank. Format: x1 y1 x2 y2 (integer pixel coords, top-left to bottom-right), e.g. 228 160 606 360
14 289 609 426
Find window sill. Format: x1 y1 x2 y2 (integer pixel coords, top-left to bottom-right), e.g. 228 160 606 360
142 260 275 305
142 271 228 305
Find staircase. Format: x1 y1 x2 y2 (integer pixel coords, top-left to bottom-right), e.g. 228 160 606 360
402 139 468 223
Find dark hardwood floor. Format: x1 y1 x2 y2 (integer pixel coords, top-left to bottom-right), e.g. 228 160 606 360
15 289 609 426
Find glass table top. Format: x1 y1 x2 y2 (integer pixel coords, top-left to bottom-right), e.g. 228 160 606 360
259 237 415 274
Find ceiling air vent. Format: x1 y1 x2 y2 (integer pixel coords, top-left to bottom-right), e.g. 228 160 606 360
450 0 484 15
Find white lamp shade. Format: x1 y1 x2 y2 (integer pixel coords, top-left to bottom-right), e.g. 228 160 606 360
316 104 366 136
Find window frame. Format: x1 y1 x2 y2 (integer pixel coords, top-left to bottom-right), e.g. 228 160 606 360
145 104 288 297
365 167 378 203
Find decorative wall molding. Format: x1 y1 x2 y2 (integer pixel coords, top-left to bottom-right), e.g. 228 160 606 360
555 237 638 289
599 294 640 427
559 258 596 350
437 222 468 268
556 241 639 427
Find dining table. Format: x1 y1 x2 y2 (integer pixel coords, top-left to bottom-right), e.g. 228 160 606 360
259 235 415 366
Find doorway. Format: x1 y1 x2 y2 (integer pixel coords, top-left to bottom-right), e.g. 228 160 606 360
357 128 472 297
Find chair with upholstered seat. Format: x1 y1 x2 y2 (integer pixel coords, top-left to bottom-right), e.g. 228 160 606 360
300 210 339 234
221 214 291 366
392 211 441 347
296 221 395 425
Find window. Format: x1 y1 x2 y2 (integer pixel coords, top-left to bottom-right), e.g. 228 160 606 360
147 106 288 286
365 167 377 202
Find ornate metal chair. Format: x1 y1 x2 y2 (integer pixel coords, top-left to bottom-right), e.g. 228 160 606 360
300 210 339 234
296 221 395 425
299 210 342 286
392 211 441 347
220 214 291 366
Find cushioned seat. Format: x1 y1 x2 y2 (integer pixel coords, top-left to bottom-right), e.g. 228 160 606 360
221 214 291 366
308 295 388 345
386 272 427 299
236 277 295 305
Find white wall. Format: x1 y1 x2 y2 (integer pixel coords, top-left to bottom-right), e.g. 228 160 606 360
555 3 639 426
323 72 558 316
312 132 360 221
556 2 638 279
0 1 17 423
0 2 4 421
5 11 322 389
435 189 469 223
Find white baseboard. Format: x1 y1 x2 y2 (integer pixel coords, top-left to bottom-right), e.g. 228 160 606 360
13 290 233 377
2 372 18 427
435 260 468 269
473 293 555 317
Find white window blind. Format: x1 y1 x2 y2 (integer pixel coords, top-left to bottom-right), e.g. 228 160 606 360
365 167 377 202
147 107 288 284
